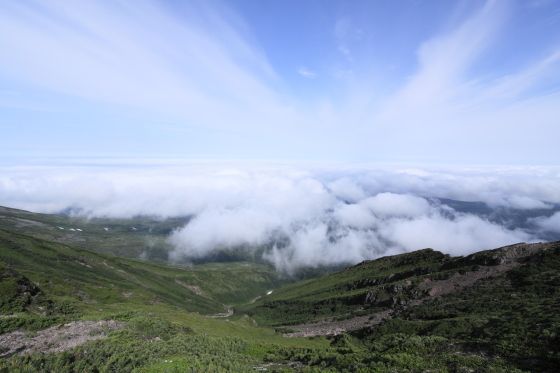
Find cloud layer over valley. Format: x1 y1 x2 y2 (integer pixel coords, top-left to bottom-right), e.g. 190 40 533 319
1 159 558 272
1 1 559 274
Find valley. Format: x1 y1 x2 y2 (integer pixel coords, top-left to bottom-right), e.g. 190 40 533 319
0 205 559 372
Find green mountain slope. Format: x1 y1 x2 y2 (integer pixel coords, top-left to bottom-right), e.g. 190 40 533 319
0 262 46 315
0 228 286 316
0 227 330 373
239 241 560 328
0 228 224 316
237 241 560 371
2 219 559 372
0 206 343 280
236 248 453 326
0 205 188 261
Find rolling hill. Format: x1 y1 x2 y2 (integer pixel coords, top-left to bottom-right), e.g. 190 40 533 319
0 205 187 261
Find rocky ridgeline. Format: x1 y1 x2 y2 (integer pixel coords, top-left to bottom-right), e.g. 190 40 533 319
351 241 559 309
283 241 560 337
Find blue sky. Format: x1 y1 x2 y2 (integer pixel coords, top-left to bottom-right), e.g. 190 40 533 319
1 0 560 163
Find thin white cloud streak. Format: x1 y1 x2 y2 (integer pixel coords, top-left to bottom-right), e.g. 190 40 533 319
476 50 560 101
0 160 558 271
0 0 301 137
359 0 560 161
0 0 559 161
298 67 317 78
486 195 552 209
334 17 358 59
364 0 507 132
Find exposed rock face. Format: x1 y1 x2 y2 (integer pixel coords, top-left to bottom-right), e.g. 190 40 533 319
0 264 45 314
347 267 433 291
1 270 41 295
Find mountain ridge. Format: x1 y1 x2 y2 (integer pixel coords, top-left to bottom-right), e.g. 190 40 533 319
238 241 559 335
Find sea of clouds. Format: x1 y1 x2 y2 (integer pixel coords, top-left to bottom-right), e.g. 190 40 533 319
1 159 559 272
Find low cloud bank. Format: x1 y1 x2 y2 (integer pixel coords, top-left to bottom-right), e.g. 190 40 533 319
530 212 560 234
168 192 533 272
1 159 558 272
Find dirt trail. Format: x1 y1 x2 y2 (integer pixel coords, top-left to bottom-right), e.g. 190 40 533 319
206 305 234 318
283 310 392 338
248 296 261 304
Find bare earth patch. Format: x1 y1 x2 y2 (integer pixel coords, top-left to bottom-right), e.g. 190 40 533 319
174 280 210 298
13 218 54 230
419 261 519 297
55 234 86 243
283 310 392 337
0 320 124 358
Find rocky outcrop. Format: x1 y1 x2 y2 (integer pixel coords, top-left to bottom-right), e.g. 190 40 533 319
347 268 434 292
283 241 560 338
0 264 45 314
441 241 557 270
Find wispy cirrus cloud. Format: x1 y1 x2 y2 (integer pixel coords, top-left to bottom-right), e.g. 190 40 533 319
361 0 560 162
0 0 302 140
334 17 356 58
0 0 559 162
297 67 317 78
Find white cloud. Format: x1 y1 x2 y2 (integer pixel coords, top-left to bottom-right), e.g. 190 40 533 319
365 1 560 163
0 0 303 141
298 67 317 78
333 203 377 229
530 212 560 232
360 193 431 217
0 1 559 163
327 178 367 202
1 159 557 272
485 195 553 209
380 213 532 257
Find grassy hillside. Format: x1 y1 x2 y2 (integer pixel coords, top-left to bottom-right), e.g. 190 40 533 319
0 228 286 314
0 228 332 372
0 205 188 261
236 248 452 326
2 222 559 372
237 241 560 372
